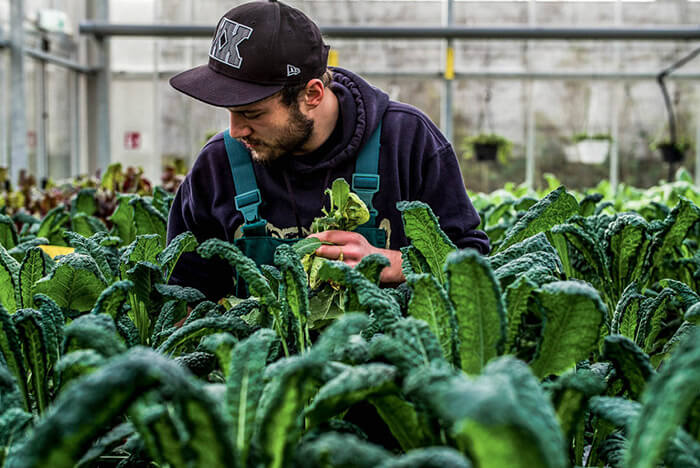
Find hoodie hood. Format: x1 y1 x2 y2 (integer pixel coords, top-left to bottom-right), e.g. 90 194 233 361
283 67 390 174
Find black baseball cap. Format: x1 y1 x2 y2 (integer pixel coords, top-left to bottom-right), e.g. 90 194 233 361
170 0 330 107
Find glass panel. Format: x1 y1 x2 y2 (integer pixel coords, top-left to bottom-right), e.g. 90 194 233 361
47 64 71 180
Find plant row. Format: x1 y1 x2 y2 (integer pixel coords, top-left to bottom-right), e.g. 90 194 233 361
0 179 697 467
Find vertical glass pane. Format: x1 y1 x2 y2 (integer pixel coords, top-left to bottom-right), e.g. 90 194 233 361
47 64 71 180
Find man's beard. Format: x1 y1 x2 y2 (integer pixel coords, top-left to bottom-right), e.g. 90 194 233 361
243 103 314 164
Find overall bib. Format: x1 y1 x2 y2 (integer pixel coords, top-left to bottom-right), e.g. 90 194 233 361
223 122 387 297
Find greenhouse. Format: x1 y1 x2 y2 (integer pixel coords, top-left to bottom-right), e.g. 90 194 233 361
1 0 700 467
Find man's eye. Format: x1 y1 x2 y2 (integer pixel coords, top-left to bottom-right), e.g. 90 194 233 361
243 112 262 119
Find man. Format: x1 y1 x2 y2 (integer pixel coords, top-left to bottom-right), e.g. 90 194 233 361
167 0 489 301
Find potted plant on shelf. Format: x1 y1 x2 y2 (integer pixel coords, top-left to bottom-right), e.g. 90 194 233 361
650 139 690 163
461 133 512 164
572 132 612 165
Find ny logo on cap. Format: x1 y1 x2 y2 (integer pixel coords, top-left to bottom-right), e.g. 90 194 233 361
210 18 253 69
287 64 301 77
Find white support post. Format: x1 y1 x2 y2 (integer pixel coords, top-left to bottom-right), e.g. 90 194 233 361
153 0 161 179
696 106 700 187
37 58 48 180
525 82 535 190
609 0 623 193
86 0 110 175
70 70 81 177
524 0 536 189
440 0 454 143
0 44 7 169
10 0 27 186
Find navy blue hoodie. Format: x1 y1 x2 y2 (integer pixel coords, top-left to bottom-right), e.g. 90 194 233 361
167 68 489 300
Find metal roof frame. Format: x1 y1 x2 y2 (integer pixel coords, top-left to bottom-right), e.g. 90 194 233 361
79 22 700 41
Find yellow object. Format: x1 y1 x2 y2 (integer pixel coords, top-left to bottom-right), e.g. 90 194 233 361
444 46 455 80
328 49 339 67
38 245 75 259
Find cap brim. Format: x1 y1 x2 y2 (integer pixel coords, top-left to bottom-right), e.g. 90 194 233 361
169 64 284 107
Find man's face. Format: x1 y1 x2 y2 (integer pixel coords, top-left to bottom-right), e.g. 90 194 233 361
228 93 314 164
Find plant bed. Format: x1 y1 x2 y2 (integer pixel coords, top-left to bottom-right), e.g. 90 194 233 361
1 177 700 468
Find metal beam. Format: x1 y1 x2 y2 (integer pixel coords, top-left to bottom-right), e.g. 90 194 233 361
111 69 700 82
80 22 212 38
79 22 700 41
24 47 97 74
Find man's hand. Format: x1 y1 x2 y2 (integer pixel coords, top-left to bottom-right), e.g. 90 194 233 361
308 230 405 285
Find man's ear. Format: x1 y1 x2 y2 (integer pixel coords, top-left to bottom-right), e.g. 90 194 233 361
301 79 325 109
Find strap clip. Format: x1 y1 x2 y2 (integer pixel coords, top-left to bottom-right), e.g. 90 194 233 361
352 173 380 219
234 189 262 224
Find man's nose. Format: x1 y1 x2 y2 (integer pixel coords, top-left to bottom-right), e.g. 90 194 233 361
228 113 252 138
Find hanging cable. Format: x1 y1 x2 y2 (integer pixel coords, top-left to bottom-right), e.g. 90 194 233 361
656 46 700 144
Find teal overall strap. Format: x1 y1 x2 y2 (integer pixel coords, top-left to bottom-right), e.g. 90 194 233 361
223 130 267 235
352 121 382 227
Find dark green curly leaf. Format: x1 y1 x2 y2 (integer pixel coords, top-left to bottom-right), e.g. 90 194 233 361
602 334 655 400
0 214 18 250
156 315 252 356
400 245 430 277
275 244 310 352
294 432 391 468
0 304 29 411
10 348 234 468
504 276 538 351
129 197 167 247
446 250 506 374
226 329 277 467
108 194 136 246
530 281 607 378
17 247 47 310
406 274 457 366
14 308 49 413
397 201 456 284
90 280 134 318
605 213 651 293
451 357 568 468
356 253 391 285
611 282 644 339
0 245 19 313
544 368 606 443
158 231 198 283
626 329 700 468
306 363 399 427
121 234 161 267
254 357 318 468
489 232 561 271
36 205 70 245
62 313 126 357
34 253 107 313
497 186 579 253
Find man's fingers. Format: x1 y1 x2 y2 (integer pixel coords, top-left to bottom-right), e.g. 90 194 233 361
309 230 358 244
315 244 345 260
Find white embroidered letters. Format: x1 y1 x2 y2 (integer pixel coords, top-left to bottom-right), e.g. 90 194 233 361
210 18 253 69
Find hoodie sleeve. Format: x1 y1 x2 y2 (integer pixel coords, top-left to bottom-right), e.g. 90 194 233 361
416 143 490 254
166 154 235 302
